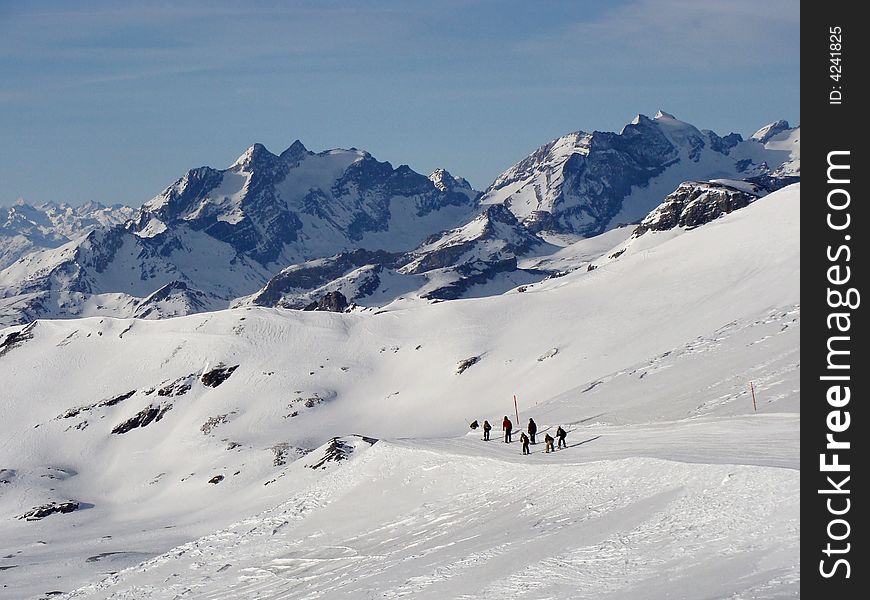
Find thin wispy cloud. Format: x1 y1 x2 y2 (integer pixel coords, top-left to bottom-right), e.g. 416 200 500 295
516 0 799 68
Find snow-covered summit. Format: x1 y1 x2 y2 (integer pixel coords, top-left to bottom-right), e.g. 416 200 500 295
428 168 472 192
751 119 791 143
481 112 798 237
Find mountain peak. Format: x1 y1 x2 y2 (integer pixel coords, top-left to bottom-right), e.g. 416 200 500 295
751 120 791 143
280 139 308 161
231 143 278 171
654 109 677 120
428 168 453 191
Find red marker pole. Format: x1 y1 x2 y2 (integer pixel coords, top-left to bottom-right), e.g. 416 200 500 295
514 394 520 426
750 381 757 412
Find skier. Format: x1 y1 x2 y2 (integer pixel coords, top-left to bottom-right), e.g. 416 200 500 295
544 433 555 453
469 420 479 430
483 420 492 441
520 432 530 455
503 416 513 443
527 418 538 444
556 425 567 449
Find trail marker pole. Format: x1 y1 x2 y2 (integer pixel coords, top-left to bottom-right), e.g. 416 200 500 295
514 394 520 426
750 381 757 412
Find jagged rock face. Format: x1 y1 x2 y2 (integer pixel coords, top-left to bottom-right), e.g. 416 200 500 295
132 141 479 265
633 181 760 236
481 111 794 237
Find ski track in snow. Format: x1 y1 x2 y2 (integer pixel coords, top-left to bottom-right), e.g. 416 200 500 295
62 446 798 600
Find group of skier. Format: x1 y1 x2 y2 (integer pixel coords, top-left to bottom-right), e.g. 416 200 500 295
471 416 568 455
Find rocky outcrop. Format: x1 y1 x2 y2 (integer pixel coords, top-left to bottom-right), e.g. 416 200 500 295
0 322 36 359
201 364 239 388
20 502 80 521
111 405 172 435
306 435 378 470
303 291 349 313
633 181 760 236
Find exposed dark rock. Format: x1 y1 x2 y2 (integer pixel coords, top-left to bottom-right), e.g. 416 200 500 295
208 475 224 484
20 501 79 521
111 405 172 434
201 414 229 435
0 322 37 359
303 291 348 313
456 356 481 374
307 435 378 470
744 174 801 193
633 181 760 236
201 364 239 388
157 374 195 397
59 390 136 419
100 390 136 408
522 210 556 234
270 443 294 467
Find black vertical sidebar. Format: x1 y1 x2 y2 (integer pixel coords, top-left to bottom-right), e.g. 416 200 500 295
803 2 866 596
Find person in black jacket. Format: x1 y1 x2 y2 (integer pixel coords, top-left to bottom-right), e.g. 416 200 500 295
483 420 492 441
556 426 567 449
527 418 538 444
544 433 555 453
520 432 530 455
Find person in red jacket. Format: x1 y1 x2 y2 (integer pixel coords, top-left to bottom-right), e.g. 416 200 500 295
502 416 513 443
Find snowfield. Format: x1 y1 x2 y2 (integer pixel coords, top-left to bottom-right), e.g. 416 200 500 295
0 185 799 599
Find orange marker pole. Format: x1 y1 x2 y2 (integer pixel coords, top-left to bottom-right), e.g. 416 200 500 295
514 394 520 425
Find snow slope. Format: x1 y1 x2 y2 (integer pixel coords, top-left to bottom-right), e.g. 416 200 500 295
0 185 799 599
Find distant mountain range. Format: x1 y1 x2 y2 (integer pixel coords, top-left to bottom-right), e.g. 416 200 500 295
0 113 799 327
1 201 135 270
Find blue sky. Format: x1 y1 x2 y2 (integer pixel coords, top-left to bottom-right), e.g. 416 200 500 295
0 0 799 207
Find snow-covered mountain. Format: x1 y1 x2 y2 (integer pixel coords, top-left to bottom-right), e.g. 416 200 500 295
236 203 554 308
0 201 134 269
0 184 800 599
131 141 479 264
0 143 480 326
481 111 799 239
0 115 799 328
